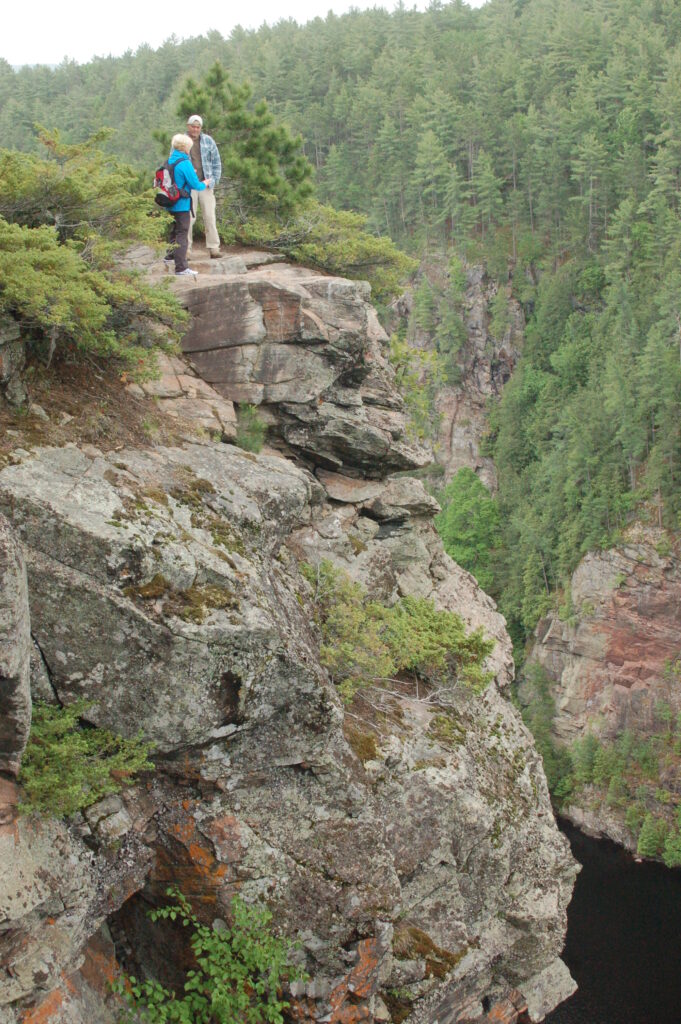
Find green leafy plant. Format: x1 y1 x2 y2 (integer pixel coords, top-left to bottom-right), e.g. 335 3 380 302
301 559 493 699
389 333 445 443
235 404 266 453
19 701 153 817
435 468 502 593
114 886 305 1024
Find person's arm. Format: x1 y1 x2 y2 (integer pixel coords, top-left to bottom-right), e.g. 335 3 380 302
211 138 221 187
202 136 221 188
179 159 207 192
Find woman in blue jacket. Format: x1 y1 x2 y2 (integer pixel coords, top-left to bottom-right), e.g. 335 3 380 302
165 134 211 277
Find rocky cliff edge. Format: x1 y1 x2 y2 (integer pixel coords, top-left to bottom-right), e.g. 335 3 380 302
0 249 575 1024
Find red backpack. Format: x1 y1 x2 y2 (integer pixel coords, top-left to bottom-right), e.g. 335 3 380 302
153 157 191 208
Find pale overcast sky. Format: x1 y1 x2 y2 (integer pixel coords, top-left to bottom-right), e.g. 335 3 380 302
3 0 485 68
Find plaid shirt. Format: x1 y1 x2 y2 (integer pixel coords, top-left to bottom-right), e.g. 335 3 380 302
200 133 221 188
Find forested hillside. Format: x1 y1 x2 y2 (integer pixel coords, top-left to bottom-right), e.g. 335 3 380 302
5 0 681 648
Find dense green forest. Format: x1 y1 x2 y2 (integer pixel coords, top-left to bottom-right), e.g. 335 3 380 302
5 0 681 648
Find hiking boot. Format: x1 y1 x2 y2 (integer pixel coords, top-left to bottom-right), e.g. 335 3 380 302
209 249 222 259
176 268 198 277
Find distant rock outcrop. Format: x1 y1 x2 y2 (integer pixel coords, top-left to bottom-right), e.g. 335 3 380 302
524 524 681 852
397 267 523 491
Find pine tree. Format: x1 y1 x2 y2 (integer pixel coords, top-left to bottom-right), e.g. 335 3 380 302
176 63 314 228
637 813 668 858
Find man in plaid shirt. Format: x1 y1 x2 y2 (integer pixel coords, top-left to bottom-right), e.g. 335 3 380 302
186 114 222 258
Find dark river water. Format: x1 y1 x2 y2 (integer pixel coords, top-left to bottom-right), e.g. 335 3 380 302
544 820 681 1024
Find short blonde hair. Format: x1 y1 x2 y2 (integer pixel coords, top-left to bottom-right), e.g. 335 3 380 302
171 133 193 153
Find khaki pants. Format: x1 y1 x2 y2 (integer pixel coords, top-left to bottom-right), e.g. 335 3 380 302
189 187 220 253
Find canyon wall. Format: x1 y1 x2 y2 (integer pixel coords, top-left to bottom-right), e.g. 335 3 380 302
524 524 681 853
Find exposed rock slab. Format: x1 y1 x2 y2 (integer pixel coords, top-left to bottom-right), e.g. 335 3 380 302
0 443 321 752
0 513 31 779
128 352 237 439
163 258 430 476
396 266 523 490
0 437 574 1022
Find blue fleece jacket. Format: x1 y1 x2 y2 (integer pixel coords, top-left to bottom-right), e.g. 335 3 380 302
168 148 207 213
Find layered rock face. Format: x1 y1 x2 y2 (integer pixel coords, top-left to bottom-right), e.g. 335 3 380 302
0 253 574 1024
529 526 681 744
176 257 429 477
436 272 522 490
399 268 523 490
525 525 681 848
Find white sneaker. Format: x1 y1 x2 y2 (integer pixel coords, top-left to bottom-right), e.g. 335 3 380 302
176 268 198 277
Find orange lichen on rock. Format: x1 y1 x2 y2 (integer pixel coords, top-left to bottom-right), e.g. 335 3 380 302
151 809 237 910
21 987 64 1024
327 937 380 1023
78 929 119 991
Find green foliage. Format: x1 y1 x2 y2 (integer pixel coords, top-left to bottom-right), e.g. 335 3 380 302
18 701 153 817
571 734 600 786
235 404 266 453
637 813 668 858
237 201 416 306
519 665 573 796
663 828 681 868
115 886 304 1024
300 559 493 700
412 278 438 333
435 468 502 593
625 802 645 835
177 63 313 224
489 288 511 343
387 596 494 692
0 132 184 370
389 333 445 443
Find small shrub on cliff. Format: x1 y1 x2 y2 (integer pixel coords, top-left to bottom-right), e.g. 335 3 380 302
301 559 493 699
389 333 445 443
0 132 185 372
19 701 153 817
239 201 416 307
114 886 305 1024
235 404 267 453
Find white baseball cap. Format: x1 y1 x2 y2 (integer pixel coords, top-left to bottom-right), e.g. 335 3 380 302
187 115 203 127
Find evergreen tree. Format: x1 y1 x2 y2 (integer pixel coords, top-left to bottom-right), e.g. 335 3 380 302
176 63 314 228
436 469 502 593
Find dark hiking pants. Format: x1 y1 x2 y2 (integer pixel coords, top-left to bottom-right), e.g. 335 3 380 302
167 210 191 273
